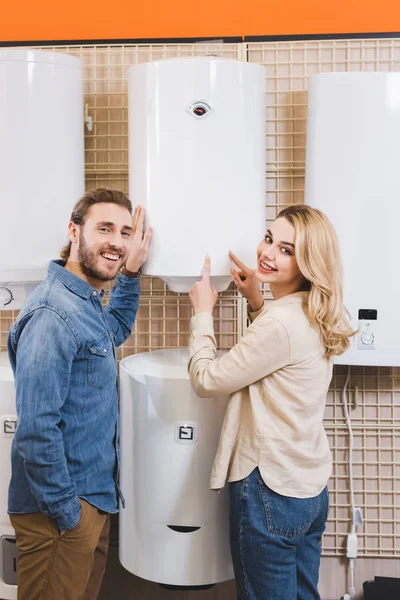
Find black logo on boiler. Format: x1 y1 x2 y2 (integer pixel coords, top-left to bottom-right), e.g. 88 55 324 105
178 425 194 440
188 100 211 118
193 106 206 117
3 419 17 434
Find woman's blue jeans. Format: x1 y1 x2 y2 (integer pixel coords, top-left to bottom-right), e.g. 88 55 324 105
229 468 329 600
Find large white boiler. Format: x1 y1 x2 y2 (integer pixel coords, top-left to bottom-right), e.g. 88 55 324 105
128 57 266 292
305 72 400 366
119 349 233 587
0 50 85 309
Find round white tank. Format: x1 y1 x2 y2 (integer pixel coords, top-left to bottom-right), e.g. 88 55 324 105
119 348 233 586
0 50 85 308
305 72 400 366
0 353 17 599
128 57 266 292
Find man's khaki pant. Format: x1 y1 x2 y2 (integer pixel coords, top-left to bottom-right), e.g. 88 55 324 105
10 499 110 600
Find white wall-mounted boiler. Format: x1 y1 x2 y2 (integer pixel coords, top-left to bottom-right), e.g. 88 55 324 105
0 49 85 309
119 349 233 587
128 57 266 292
305 72 400 366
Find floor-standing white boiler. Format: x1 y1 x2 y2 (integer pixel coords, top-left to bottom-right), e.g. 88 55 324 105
0 354 17 600
119 349 233 588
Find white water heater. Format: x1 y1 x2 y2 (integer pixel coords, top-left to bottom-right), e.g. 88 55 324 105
305 72 400 366
128 57 266 292
119 349 233 587
0 49 85 309
0 353 17 600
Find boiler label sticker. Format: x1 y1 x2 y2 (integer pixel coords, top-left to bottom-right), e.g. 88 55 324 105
175 423 197 444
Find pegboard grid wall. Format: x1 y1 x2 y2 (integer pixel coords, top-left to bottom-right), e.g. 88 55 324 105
1 38 400 557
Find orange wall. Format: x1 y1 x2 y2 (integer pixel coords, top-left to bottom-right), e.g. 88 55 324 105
1 0 400 42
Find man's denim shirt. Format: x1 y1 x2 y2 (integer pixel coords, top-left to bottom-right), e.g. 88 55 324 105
7 260 140 530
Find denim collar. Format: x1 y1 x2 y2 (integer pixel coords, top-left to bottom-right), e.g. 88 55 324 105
48 260 104 299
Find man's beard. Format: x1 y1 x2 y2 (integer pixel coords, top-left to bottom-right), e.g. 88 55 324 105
78 236 121 282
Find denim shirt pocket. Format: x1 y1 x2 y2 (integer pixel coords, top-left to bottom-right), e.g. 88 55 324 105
87 332 115 390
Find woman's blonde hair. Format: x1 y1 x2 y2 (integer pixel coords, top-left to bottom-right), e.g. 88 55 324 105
277 204 356 358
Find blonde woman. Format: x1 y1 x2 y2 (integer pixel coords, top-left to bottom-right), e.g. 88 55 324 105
188 205 354 600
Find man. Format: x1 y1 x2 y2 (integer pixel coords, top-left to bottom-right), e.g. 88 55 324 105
7 188 152 600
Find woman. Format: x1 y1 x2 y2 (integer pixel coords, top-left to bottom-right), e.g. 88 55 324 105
188 205 355 600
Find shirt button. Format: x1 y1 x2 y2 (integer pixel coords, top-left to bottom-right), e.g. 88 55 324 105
93 291 97 296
